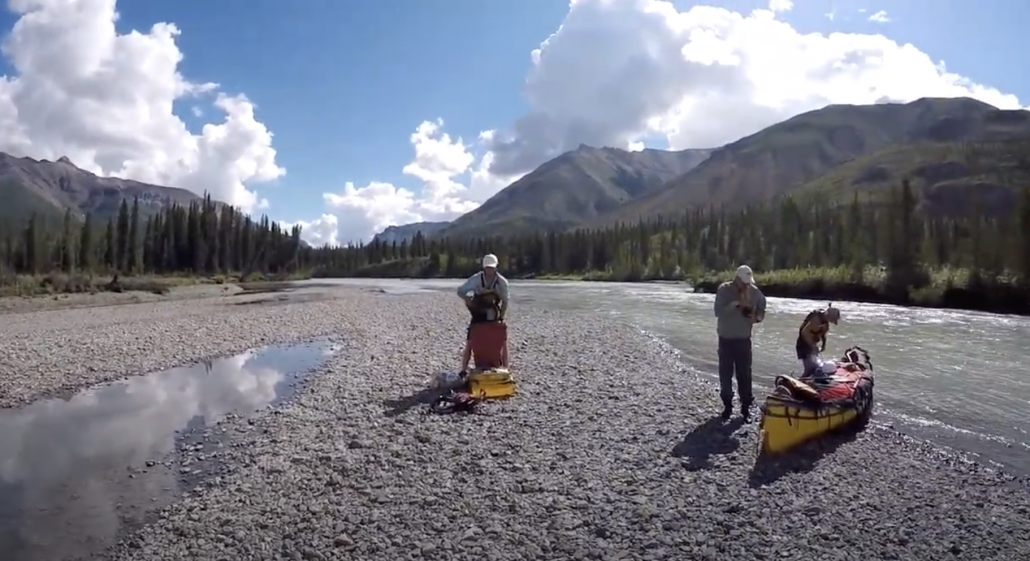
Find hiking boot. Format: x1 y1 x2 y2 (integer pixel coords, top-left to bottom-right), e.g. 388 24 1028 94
720 403 732 420
740 403 753 422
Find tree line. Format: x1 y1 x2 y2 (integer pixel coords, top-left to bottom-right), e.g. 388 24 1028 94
0 195 306 279
2 180 1029 297
312 179 1030 290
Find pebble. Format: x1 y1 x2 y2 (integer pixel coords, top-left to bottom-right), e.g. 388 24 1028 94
0 287 1027 561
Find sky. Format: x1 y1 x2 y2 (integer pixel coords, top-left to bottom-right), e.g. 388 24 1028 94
0 0 1028 246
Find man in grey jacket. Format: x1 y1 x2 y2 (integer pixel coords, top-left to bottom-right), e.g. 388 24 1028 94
713 265 767 421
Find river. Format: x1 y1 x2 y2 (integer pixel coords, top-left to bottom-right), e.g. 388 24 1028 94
305 278 1030 475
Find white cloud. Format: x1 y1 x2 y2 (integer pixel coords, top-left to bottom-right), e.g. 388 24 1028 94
303 120 519 245
486 0 1022 168
283 214 339 247
301 0 1024 245
868 10 890 23
0 0 284 213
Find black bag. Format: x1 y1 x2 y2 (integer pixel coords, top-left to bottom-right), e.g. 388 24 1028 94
429 390 481 414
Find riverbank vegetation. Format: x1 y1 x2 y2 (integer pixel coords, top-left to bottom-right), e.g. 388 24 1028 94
310 176 1030 314
0 195 310 297
689 265 1027 314
2 167 1030 314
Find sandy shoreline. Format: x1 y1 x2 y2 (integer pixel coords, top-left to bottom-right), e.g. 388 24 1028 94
0 288 1027 561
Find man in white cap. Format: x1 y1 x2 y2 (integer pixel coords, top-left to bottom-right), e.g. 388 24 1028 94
712 264 767 421
456 254 510 372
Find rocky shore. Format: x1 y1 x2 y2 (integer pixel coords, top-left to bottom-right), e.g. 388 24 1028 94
0 287 1027 560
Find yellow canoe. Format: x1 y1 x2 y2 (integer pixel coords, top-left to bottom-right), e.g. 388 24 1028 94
759 346 875 454
468 368 517 399
759 396 861 454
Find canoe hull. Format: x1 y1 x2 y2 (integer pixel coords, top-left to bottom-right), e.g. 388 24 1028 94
759 397 863 454
468 368 517 399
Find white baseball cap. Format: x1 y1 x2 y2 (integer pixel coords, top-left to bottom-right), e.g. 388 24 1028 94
482 254 499 268
735 264 754 285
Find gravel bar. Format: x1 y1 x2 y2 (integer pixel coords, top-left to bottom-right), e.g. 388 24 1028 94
3 288 1028 561
0 287 331 408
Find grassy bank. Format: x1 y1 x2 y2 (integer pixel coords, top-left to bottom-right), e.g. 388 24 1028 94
320 258 1030 315
0 271 312 298
689 266 1030 316
325 256 687 283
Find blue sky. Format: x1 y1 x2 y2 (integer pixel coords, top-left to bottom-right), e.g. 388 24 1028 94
0 0 1027 243
47 0 573 223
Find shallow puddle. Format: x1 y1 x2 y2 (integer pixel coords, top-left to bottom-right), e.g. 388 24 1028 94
0 338 339 561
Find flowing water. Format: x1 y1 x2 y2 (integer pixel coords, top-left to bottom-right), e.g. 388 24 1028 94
314 278 1030 475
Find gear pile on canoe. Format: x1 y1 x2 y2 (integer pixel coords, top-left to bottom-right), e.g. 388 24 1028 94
758 346 875 454
430 321 516 414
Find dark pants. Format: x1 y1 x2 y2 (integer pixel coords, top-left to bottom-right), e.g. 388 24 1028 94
795 337 820 376
718 337 753 407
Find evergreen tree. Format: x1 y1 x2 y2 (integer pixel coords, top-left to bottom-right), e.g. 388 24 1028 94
128 196 142 273
23 213 39 274
60 209 75 272
0 171 1027 304
103 218 116 271
79 213 94 272
116 199 131 272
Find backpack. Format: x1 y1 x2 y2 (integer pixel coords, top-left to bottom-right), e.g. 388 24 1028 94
470 273 502 319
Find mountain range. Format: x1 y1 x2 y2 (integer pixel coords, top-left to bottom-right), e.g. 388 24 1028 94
377 96 1030 240
373 221 449 243
600 97 1030 225
438 145 712 239
0 97 1025 244
0 153 203 226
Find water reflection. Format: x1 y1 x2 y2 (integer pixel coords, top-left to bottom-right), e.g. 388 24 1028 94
0 338 338 561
